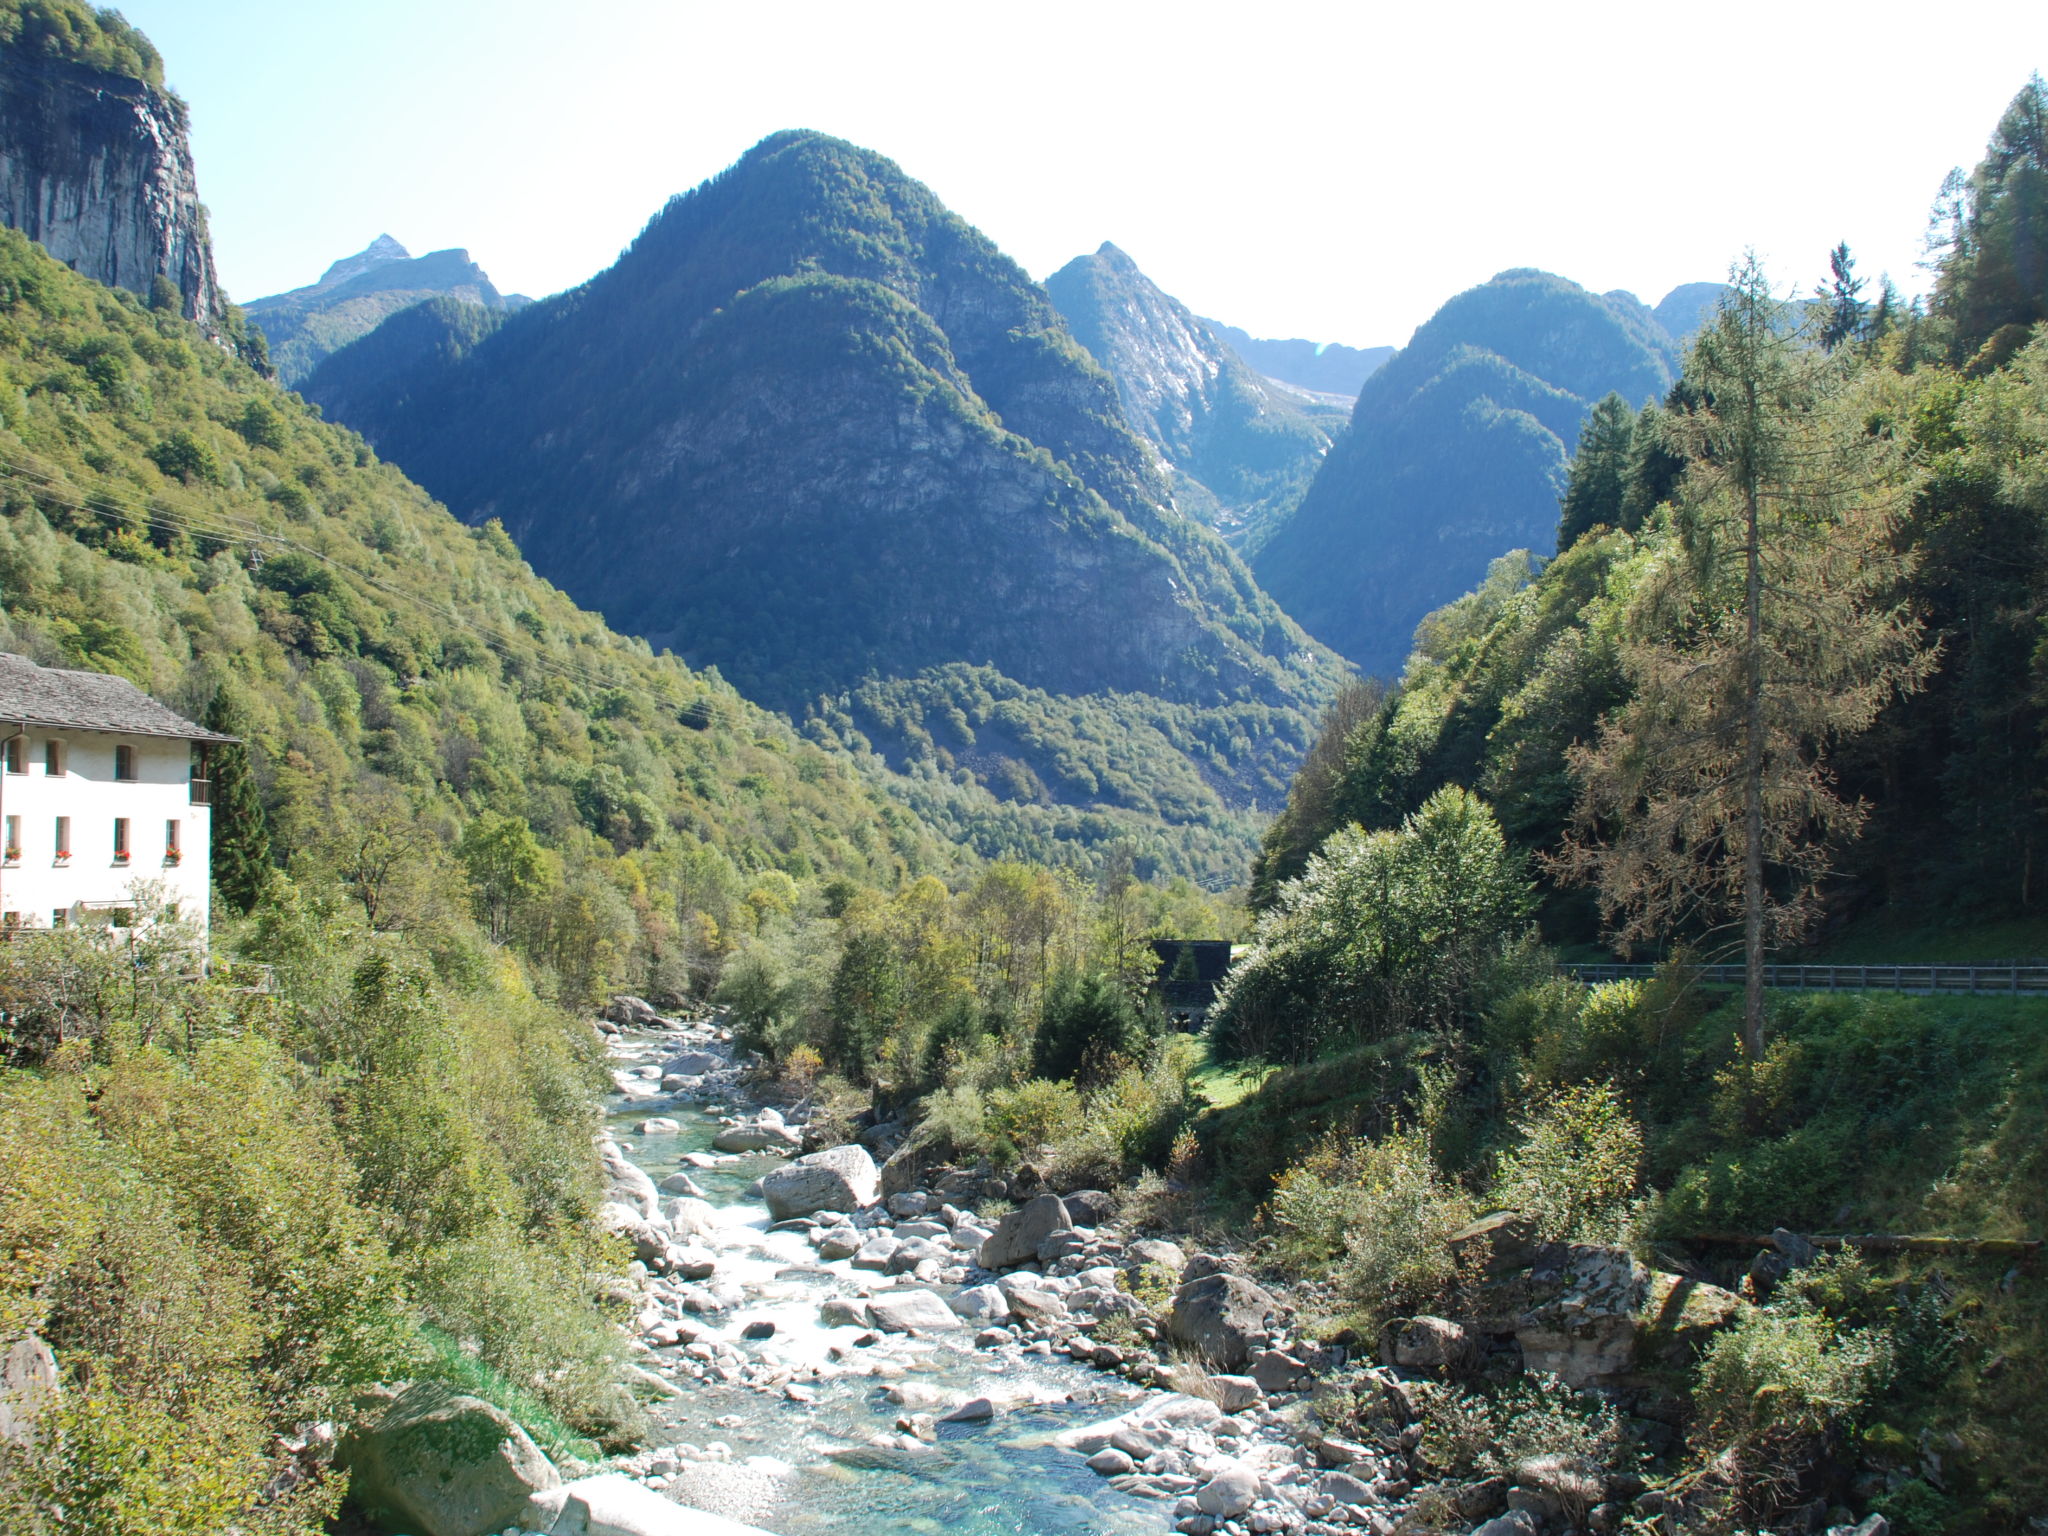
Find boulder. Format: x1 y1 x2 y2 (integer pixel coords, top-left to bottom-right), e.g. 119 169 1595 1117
1087 1447 1135 1475
1203 1374 1263 1412
658 1171 708 1198
1165 1272 1281 1369
712 1121 802 1154
865 1289 964 1332
850 1234 901 1270
660 1050 726 1076
342 1382 559 1536
1003 1285 1071 1326
949 1284 1011 1322
760 1144 881 1221
978 1194 1073 1271
600 1140 661 1218
603 995 660 1026
599 1202 669 1266
886 1191 932 1218
1637 1271 1748 1368
662 1197 719 1240
885 1237 945 1274
1508 1245 1648 1387
1182 1252 1235 1282
1125 1238 1186 1272
819 1298 871 1328
1060 1189 1116 1226
1249 1348 1312 1395
521 1472 778 1535
0 1333 58 1447
1449 1211 1543 1277
1383 1314 1480 1375
1195 1463 1260 1518
941 1396 996 1423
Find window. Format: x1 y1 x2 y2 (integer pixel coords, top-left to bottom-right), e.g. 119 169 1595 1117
165 819 181 863
3 737 20 774
50 908 66 928
113 817 129 863
54 816 69 859
114 745 136 781
44 740 63 775
3 815 17 860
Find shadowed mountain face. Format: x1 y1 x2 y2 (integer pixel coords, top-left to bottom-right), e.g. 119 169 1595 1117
304 132 1346 862
1253 268 1679 677
1044 242 1344 545
244 235 525 384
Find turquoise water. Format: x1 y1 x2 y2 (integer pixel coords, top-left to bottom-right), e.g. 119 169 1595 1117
606 1064 1172 1536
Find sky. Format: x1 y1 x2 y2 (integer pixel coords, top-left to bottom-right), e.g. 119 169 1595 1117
119 0 2043 350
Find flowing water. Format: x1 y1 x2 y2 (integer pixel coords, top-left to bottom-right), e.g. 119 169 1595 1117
605 1032 1175 1536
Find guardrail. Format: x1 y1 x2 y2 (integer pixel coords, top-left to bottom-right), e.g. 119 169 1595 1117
1564 962 2048 996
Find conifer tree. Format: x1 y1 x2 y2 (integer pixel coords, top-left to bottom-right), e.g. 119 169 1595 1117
1817 242 1866 351
203 690 270 914
1556 393 1636 551
1551 257 1936 1056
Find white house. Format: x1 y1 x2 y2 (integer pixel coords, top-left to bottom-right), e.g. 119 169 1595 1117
0 654 231 941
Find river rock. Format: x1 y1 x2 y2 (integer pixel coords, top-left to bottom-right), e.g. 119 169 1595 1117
815 1226 861 1261
820 1298 871 1328
1165 1273 1281 1369
851 1234 900 1270
342 1382 559 1536
1126 1239 1186 1272
1204 1374 1263 1412
1004 1285 1071 1326
1249 1349 1312 1394
1384 1314 1480 1375
887 1191 931 1218
866 1289 963 1333
658 1171 708 1198
1060 1189 1116 1226
661 1050 726 1076
601 1139 661 1218
662 1197 719 1240
604 995 660 1026
1194 1464 1260 1518
941 1396 996 1423
886 1236 945 1274
949 1284 1011 1322
0 1334 58 1447
1088 1447 1136 1475
600 1203 669 1265
521 1471 779 1535
636 1118 681 1135
712 1120 802 1153
978 1194 1073 1270
760 1144 880 1220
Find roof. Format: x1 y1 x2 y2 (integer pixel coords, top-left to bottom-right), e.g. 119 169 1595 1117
0 655 233 742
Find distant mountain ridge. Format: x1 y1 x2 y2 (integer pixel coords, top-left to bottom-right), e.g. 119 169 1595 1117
245 234 527 384
1204 322 1394 399
1254 267 1682 676
305 131 1347 875
1044 242 1343 544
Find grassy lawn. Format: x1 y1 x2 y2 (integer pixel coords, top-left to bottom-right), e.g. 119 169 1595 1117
1186 1032 1272 1110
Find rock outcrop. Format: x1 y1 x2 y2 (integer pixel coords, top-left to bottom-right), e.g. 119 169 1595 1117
758 1144 879 1220
341 1382 560 1536
0 47 222 330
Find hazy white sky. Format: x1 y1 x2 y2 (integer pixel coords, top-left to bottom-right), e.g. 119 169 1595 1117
120 0 2041 349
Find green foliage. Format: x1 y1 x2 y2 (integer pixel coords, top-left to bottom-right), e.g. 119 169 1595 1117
1415 1373 1632 1485
1692 1290 1893 1449
1486 1082 1644 1245
1215 786 1531 1063
1930 75 2048 363
1034 967 1156 1081
0 0 164 84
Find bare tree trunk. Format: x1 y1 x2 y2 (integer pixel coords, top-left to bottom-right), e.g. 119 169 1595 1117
1742 406 1767 1061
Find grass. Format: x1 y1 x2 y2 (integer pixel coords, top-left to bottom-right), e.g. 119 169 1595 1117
1186 1032 1274 1110
1800 910 2048 965
416 1326 602 1466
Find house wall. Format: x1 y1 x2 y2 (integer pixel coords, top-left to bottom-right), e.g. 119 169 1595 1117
0 729 212 936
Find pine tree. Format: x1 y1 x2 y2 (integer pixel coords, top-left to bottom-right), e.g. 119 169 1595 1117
1932 75 2048 360
1816 242 1866 351
203 691 270 914
1556 393 1637 551
1550 256 1936 1056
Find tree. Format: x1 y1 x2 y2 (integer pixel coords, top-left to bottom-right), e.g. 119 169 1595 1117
457 812 553 942
1930 75 2048 361
1815 242 1866 352
1557 393 1637 550
1551 257 1936 1056
203 691 270 915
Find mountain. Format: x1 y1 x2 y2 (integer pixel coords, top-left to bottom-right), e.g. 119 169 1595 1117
304 131 1346 872
1252 268 1678 676
1043 242 1344 544
0 5 226 334
244 234 527 384
1652 281 1730 342
1203 322 1394 399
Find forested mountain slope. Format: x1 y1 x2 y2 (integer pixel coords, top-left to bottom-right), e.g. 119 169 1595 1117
304 131 1347 878
1044 242 1344 544
244 234 524 384
1254 268 1679 675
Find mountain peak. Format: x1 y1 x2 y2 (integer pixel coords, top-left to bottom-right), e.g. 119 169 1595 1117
315 233 412 289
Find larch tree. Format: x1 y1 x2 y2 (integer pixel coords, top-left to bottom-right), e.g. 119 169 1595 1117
1551 255 1936 1057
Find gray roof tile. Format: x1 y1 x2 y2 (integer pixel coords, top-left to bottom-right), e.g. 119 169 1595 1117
0 654 232 741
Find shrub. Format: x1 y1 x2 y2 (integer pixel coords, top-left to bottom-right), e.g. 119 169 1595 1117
1693 1296 1894 1450
1488 1082 1644 1245
984 1077 1082 1165
1264 1129 1474 1321
1416 1373 1633 1491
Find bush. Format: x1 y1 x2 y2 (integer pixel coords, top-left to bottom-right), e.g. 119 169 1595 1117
984 1078 1082 1166
1488 1082 1644 1245
1692 1295 1894 1450
1263 1129 1475 1322
1416 1373 1633 1494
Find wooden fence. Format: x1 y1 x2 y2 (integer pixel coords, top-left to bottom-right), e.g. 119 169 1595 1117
1563 962 2048 997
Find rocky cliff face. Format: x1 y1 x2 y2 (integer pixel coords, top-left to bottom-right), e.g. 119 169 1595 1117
1044 243 1343 545
246 235 524 384
0 47 220 329
1202 322 1393 400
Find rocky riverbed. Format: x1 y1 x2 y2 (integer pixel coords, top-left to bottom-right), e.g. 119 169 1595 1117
563 1015 1458 1536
